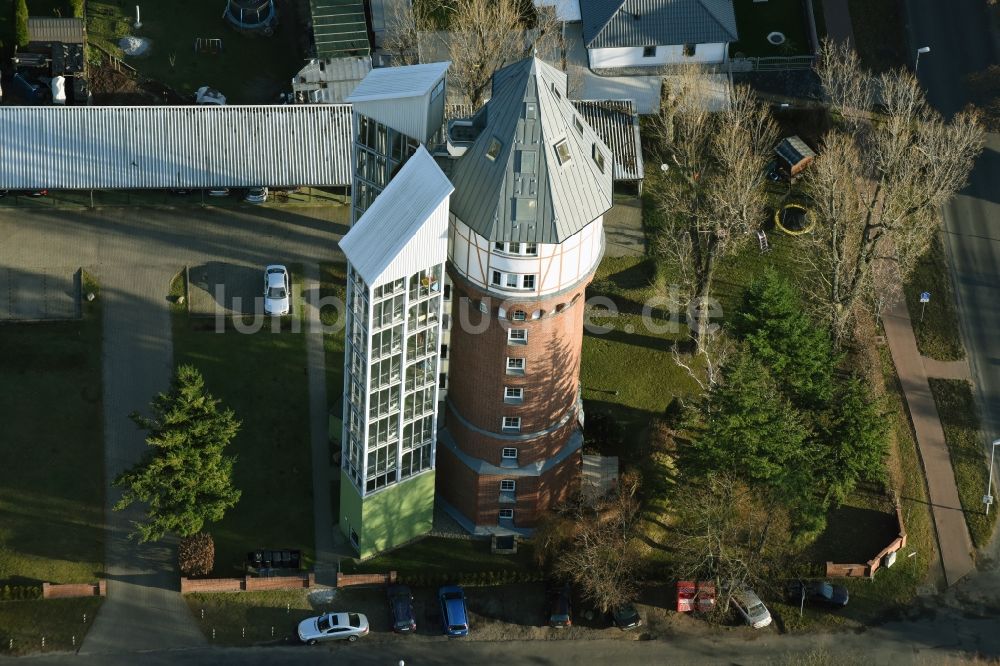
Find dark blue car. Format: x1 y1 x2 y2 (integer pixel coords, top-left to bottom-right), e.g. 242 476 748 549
387 584 416 633
439 585 469 636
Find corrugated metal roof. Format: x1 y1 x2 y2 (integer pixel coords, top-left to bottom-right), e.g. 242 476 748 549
0 105 353 190
339 147 453 286
346 61 450 103
448 58 614 244
292 56 372 104
572 100 644 182
581 0 737 49
310 0 371 58
27 17 85 44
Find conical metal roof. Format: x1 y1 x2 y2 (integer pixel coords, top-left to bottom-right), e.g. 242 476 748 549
448 58 614 244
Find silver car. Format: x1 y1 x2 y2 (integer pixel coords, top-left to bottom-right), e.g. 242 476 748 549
244 187 268 203
731 588 772 629
297 612 369 644
263 265 290 316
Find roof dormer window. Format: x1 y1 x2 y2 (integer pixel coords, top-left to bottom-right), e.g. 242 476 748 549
486 137 502 161
550 82 561 100
592 144 606 173
554 139 571 166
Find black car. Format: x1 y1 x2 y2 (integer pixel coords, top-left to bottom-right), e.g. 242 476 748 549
786 580 849 608
611 602 643 630
387 584 416 633
547 583 572 628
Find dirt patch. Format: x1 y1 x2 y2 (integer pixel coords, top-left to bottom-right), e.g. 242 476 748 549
90 64 190 106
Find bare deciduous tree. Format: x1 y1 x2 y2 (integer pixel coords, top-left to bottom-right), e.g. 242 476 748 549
448 0 562 109
806 40 985 343
536 474 642 613
668 473 792 614
651 68 778 353
382 0 433 67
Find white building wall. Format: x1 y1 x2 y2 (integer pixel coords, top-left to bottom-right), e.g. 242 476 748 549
448 215 604 297
588 42 727 68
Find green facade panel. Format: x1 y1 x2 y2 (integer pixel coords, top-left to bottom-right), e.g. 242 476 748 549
338 469 436 559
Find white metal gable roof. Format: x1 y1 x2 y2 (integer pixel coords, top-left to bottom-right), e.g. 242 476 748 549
338 147 454 286
346 61 450 103
0 105 353 190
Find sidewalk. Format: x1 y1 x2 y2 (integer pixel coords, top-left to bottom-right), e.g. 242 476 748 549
883 294 975 587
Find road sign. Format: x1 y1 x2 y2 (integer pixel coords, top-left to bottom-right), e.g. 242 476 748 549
984 494 994 506
920 292 931 303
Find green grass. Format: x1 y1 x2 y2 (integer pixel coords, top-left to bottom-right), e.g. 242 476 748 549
929 379 996 549
729 0 812 57
848 0 908 72
0 597 103 655
904 236 965 361
86 0 303 103
0 273 104 586
340 536 535 576
172 309 315 576
185 589 314 646
582 255 700 461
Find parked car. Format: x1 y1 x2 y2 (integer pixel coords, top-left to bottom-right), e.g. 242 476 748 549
387 584 417 633
439 585 469 637
611 602 642 630
244 187 268 203
263 265 290 316
207 188 230 197
730 588 772 629
2 189 47 198
547 583 572 628
168 188 193 195
297 612 369 644
786 580 849 608
195 86 226 106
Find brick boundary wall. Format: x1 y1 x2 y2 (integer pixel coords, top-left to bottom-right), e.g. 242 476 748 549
180 573 315 594
335 571 397 588
41 581 106 599
826 503 908 579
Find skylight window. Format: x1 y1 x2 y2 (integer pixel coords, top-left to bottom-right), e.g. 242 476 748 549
554 139 571 166
486 137 502 161
573 116 584 135
592 144 606 173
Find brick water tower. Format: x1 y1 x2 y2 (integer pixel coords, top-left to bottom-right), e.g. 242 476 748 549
437 58 614 533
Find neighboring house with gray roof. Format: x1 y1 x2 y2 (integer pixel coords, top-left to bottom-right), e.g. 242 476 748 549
580 0 738 69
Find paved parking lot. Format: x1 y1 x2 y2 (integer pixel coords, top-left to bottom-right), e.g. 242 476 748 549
0 267 78 320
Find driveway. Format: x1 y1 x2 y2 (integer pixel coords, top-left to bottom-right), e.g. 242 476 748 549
0 267 78 320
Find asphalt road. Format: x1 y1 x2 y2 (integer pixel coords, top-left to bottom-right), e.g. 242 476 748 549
907 2 1000 449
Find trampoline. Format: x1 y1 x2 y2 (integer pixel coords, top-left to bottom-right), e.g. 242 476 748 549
224 0 277 33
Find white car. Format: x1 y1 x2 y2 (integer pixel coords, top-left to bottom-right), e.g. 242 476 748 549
263 265 290 316
195 86 226 105
297 612 369 645
244 187 268 203
731 588 772 629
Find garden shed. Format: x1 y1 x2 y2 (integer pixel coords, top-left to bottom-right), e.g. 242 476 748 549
775 135 816 177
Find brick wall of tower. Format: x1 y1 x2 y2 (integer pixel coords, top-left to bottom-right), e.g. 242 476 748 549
446 276 588 436
441 269 592 529
436 445 581 527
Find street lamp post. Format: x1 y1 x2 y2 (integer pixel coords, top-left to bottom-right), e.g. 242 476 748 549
915 46 931 75
986 439 1000 515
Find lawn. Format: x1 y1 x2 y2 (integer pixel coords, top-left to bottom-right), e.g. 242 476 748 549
848 0 908 72
171 293 315 576
0 274 104 586
86 0 304 103
185 589 315 646
729 0 813 57
904 236 965 361
0 273 104 654
0 597 103 655
582 255 700 461
929 378 996 549
340 536 536 577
